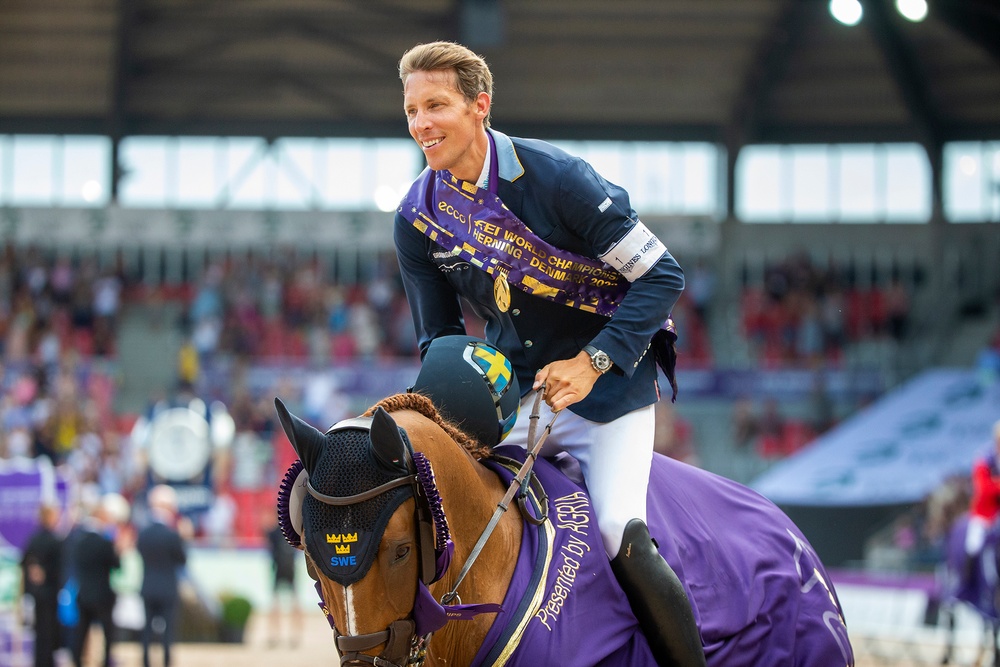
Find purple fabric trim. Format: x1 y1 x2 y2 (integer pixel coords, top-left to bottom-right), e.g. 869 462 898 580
315 580 336 630
276 460 304 549
413 581 503 637
412 451 453 582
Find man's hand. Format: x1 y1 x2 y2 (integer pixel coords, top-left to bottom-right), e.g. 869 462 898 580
533 351 602 412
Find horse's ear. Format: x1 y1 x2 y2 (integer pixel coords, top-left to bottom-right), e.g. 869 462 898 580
370 406 410 473
274 397 326 474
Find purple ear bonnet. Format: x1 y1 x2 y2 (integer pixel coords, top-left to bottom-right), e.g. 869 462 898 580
305 424 414 586
274 399 453 586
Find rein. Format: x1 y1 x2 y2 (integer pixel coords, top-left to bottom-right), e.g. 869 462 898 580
312 389 557 667
440 389 556 605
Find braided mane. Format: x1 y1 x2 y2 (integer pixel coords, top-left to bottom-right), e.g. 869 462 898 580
363 392 492 460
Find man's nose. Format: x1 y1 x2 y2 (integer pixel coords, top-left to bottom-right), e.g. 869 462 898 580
412 109 432 131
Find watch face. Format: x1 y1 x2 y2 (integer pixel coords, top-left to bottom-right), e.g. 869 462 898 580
592 350 612 372
147 408 212 481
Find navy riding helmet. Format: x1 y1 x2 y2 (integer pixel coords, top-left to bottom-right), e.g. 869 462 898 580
409 336 520 448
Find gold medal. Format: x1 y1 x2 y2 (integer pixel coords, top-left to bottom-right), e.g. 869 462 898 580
493 274 510 313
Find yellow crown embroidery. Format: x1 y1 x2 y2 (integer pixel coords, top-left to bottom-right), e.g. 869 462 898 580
344 533 359 543
326 534 341 544
335 544 351 555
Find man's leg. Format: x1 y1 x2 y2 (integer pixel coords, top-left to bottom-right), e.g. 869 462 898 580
589 407 706 666
141 599 155 667
98 603 115 667
965 517 988 584
73 604 94 667
162 600 178 667
610 519 706 667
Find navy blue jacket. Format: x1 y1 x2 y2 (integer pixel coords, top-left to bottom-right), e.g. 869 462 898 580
137 520 186 603
394 130 684 422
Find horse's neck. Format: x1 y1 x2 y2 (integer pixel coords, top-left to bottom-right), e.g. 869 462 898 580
431 458 521 665
397 411 522 664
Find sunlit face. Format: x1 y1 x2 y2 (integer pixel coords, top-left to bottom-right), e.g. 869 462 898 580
403 69 490 182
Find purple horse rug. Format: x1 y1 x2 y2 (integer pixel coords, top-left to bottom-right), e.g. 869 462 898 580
471 447 854 667
943 513 1000 621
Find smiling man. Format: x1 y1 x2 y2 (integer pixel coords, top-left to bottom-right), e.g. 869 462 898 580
394 41 702 665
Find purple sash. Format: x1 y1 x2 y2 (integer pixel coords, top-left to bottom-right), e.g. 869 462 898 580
397 136 631 318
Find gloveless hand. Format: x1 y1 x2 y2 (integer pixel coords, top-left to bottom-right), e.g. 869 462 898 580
533 351 602 412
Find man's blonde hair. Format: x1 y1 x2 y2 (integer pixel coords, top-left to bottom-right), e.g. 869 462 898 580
399 41 493 128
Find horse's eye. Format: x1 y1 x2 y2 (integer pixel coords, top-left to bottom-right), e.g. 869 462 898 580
394 545 410 561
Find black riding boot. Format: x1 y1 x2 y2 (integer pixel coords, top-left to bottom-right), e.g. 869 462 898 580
610 519 706 667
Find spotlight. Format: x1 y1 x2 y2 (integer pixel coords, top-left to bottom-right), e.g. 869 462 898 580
374 185 401 212
829 0 863 26
896 0 928 22
81 180 103 202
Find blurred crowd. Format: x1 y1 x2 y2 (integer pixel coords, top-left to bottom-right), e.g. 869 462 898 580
739 251 914 367
0 246 925 484
0 243 963 562
173 252 418 367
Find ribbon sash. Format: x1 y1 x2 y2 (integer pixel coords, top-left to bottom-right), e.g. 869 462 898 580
397 162 630 318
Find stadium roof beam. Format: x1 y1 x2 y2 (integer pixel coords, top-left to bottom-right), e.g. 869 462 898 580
862 0 944 219
723 0 812 218
109 0 139 202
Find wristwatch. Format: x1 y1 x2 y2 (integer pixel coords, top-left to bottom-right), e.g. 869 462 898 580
583 345 612 374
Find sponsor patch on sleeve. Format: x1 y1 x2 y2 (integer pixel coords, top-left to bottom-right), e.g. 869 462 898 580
599 220 666 282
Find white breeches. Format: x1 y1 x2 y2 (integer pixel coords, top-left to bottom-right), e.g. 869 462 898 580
506 394 655 557
966 515 992 556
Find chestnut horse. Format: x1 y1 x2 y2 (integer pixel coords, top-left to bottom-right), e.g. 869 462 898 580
275 393 855 666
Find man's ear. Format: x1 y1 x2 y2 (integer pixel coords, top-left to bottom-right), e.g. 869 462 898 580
475 91 491 121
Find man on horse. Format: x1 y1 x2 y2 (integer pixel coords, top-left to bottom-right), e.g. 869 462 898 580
394 41 703 665
964 420 1000 586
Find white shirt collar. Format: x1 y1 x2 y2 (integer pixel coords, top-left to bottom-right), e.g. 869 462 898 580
475 138 492 189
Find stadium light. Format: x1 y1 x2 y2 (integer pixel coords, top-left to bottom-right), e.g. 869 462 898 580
896 0 928 22
829 0 863 26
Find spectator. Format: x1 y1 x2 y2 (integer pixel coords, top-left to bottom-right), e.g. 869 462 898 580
20 503 63 667
70 496 124 667
653 400 698 466
732 397 758 450
884 278 910 342
263 511 302 648
137 485 189 667
687 259 716 326
962 420 1000 584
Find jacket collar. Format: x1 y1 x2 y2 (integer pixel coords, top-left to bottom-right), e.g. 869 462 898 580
488 128 525 183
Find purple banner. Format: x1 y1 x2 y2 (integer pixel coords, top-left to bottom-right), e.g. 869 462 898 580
204 363 883 406
0 458 65 553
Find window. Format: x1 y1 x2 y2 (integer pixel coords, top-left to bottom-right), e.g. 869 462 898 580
736 143 931 222
945 142 1000 222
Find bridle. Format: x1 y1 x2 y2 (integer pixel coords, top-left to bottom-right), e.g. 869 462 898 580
308 390 557 667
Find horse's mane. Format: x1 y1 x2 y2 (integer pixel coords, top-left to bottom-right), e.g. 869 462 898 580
363 392 492 460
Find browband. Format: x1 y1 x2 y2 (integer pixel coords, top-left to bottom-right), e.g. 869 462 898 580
306 475 417 507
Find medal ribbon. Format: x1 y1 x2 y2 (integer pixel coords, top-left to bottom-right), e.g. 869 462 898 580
397 136 631 317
